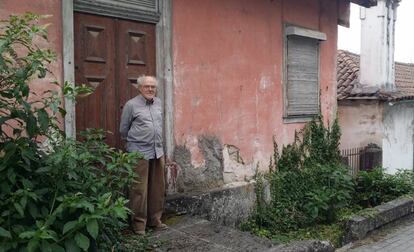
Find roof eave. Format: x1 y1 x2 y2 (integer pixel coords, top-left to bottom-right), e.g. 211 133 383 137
350 0 377 8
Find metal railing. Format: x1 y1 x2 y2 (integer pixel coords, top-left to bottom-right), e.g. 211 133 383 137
340 144 382 176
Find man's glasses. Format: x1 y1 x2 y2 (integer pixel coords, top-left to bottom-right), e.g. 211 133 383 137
142 85 157 90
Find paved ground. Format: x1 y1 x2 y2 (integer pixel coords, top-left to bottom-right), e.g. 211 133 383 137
147 215 335 252
143 213 414 252
149 215 275 252
340 216 414 252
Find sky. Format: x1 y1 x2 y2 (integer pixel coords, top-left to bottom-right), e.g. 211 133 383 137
338 1 414 63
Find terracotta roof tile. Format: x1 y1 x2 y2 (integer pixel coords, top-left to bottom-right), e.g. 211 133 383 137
337 50 414 101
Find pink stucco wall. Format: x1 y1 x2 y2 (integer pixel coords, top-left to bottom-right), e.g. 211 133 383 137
0 0 63 111
172 0 339 168
0 0 341 191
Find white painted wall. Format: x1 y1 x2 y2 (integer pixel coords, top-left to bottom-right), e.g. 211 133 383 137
359 0 397 91
382 102 414 173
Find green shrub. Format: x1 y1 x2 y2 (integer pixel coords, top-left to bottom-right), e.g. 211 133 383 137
0 13 142 251
353 168 414 208
242 118 354 234
262 163 353 232
243 118 414 246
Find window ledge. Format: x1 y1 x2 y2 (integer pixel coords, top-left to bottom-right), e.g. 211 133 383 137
283 116 317 124
285 26 327 41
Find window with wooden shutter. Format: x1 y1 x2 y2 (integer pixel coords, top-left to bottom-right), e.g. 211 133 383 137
284 25 326 119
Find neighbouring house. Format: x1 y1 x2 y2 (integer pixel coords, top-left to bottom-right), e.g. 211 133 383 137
1 0 377 196
337 0 414 173
337 50 414 173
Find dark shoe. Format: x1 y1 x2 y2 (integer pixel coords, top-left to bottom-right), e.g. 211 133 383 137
132 229 146 235
150 223 168 231
131 221 146 235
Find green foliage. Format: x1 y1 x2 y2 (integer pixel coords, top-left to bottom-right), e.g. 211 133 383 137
0 13 142 251
251 169 268 228
240 215 344 247
242 117 414 247
243 117 354 233
118 234 164 252
353 168 414 208
275 223 343 248
302 118 341 166
0 13 57 142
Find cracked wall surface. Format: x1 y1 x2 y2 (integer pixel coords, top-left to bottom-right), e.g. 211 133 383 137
170 0 340 194
172 135 224 193
167 135 261 193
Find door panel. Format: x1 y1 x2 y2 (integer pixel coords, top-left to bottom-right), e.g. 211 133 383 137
75 13 116 146
74 12 156 149
116 19 156 147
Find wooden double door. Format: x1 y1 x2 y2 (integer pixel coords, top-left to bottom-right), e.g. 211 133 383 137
74 12 156 148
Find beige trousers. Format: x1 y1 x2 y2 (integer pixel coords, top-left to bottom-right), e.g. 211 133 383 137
129 157 165 232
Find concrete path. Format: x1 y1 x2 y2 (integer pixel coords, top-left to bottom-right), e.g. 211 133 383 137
149 215 275 252
340 216 414 252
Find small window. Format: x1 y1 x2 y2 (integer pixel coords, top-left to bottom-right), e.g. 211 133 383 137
284 25 326 120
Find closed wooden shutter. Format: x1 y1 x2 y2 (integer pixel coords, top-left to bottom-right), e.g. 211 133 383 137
286 35 319 116
74 0 160 23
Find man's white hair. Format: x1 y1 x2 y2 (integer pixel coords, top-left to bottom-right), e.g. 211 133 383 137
137 75 157 88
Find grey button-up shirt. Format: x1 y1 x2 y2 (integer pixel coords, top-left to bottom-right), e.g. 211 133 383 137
119 95 164 160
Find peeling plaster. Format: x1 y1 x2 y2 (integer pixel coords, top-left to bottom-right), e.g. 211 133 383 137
170 137 267 192
183 134 205 167
166 162 179 194
171 0 340 193
259 75 272 91
173 135 224 192
222 145 255 184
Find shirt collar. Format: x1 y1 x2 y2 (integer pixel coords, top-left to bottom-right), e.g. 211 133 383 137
137 94 154 105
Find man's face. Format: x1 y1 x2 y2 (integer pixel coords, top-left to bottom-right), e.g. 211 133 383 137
138 77 157 100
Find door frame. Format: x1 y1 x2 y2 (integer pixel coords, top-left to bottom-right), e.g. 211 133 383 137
61 0 174 159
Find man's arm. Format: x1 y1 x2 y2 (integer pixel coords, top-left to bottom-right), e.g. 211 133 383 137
119 102 132 139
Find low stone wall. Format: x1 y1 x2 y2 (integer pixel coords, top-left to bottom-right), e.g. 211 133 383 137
343 197 414 244
165 182 256 227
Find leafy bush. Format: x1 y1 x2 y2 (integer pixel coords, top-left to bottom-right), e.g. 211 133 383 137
242 118 414 246
0 13 142 251
353 168 414 208
242 118 354 234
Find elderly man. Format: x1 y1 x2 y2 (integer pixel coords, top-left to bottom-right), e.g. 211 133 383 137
119 75 167 235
